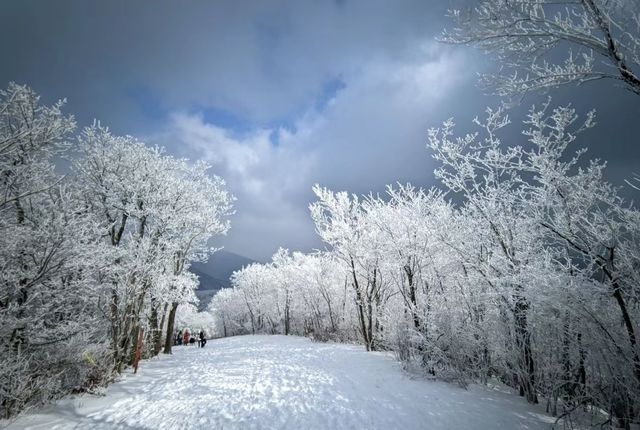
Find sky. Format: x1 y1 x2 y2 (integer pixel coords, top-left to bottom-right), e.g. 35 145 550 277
1 0 639 261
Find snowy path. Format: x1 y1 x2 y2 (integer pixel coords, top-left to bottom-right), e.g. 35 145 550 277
6 335 556 430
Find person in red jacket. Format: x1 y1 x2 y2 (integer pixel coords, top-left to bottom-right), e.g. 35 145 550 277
183 329 190 346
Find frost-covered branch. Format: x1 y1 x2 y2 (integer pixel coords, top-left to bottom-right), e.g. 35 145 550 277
442 0 640 97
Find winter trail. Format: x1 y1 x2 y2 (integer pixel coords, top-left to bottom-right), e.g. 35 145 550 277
6 335 556 430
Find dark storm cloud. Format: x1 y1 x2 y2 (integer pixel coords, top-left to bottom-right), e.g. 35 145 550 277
1 0 638 259
1 1 449 128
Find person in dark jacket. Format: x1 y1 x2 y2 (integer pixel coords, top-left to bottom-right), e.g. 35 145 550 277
199 330 206 348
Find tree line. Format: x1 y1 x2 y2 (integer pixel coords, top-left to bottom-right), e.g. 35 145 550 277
210 103 640 428
0 83 233 418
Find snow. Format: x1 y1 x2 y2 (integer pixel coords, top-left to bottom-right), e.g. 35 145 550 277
5 335 557 430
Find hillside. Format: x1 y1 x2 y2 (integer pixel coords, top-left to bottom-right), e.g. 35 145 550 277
190 250 256 310
191 250 255 283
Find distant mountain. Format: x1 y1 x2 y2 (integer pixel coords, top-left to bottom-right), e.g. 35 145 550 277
190 250 256 311
192 250 255 282
191 268 230 291
194 290 217 312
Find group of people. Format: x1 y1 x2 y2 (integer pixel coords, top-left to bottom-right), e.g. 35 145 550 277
174 329 207 348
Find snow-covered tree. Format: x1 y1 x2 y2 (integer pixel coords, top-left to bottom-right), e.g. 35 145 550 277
0 83 106 418
310 186 394 351
442 0 640 97
428 103 639 426
0 83 233 418
158 159 234 355
207 98 639 427
72 123 233 361
211 250 355 342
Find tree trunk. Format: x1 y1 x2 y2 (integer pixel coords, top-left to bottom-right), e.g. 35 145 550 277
155 302 168 355
612 286 640 384
149 300 159 356
115 298 136 372
514 291 537 404
350 260 370 351
603 248 640 386
367 296 374 351
284 290 291 335
163 302 179 354
128 324 140 366
404 264 420 330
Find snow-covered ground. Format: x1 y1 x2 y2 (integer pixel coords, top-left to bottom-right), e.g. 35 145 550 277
5 335 557 430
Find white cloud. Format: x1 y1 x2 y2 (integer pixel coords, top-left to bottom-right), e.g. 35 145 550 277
159 45 471 260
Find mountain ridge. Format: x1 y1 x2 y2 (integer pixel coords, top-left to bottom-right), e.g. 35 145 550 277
190 250 256 310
